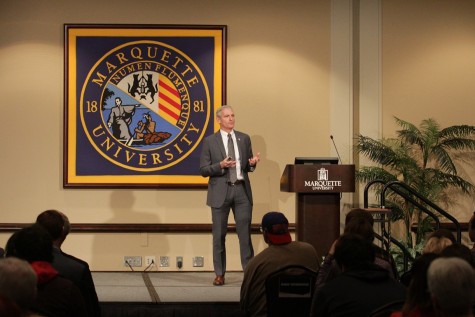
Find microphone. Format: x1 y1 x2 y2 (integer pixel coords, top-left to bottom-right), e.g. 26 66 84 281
330 135 344 200
330 135 342 164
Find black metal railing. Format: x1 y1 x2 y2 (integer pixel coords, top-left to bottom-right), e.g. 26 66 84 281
363 179 461 273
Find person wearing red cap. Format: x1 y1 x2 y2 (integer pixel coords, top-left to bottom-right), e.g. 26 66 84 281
240 211 320 317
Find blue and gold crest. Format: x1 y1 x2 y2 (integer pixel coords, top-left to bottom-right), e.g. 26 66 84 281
65 25 226 187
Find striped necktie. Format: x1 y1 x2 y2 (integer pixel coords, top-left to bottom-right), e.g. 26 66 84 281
227 133 238 183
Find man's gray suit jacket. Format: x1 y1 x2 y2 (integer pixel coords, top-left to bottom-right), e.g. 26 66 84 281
200 130 255 208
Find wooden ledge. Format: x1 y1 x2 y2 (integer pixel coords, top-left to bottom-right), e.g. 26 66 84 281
0 223 296 234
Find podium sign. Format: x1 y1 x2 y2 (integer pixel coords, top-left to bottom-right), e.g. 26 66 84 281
280 164 355 257
280 164 355 193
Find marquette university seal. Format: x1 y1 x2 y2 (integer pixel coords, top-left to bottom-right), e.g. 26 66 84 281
80 40 210 172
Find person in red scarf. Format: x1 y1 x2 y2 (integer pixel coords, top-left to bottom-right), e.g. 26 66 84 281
5 225 88 317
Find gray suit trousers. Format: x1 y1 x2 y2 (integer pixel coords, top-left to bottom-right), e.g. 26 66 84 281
211 183 254 276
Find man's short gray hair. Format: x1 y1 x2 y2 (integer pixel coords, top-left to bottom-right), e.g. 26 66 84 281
216 105 233 118
428 257 475 315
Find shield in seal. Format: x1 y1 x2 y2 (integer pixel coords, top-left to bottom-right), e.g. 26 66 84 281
80 40 211 172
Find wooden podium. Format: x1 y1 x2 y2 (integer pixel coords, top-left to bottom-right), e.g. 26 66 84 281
280 162 355 257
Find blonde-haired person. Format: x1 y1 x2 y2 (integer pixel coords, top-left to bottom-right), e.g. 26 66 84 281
422 229 456 254
400 229 456 287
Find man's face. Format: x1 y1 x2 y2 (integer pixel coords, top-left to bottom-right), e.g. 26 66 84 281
217 107 235 132
115 98 122 106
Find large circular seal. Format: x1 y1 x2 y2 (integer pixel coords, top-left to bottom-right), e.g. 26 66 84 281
80 40 210 172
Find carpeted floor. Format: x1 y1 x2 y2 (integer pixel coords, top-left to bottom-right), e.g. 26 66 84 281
93 272 244 317
93 271 243 303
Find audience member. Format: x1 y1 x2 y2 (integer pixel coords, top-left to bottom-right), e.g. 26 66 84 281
440 243 474 267
346 215 397 275
427 257 475 317
36 209 101 317
240 211 320 317
422 229 455 254
340 208 375 228
5 224 88 317
400 228 455 287
316 208 398 293
390 253 439 317
0 257 38 316
468 211 475 261
310 234 406 317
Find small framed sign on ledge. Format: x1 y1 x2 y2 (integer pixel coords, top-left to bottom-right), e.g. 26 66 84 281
64 24 226 188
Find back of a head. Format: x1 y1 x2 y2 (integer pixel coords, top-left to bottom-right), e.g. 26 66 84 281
440 243 475 268
5 225 54 263
428 257 475 315
334 234 375 270
404 253 439 313
469 211 475 242
343 216 375 242
36 209 66 240
423 228 457 254
423 236 453 254
0 257 37 311
261 211 292 245
427 229 456 244
345 209 374 226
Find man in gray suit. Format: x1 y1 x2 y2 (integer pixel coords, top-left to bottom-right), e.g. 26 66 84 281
200 105 260 286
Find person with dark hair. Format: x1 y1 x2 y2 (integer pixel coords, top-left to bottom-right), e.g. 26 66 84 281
315 209 397 293
240 212 320 317
468 211 475 261
310 234 406 317
344 208 375 226
440 243 475 267
5 224 88 317
427 257 475 317
390 253 439 317
6 225 54 263
36 209 101 317
427 228 457 244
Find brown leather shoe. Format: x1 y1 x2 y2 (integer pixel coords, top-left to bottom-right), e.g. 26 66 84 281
213 275 225 286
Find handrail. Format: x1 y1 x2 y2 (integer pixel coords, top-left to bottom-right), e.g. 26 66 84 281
364 180 414 275
363 179 462 276
382 183 441 230
363 180 387 208
381 181 461 242
363 179 461 242
374 232 414 273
